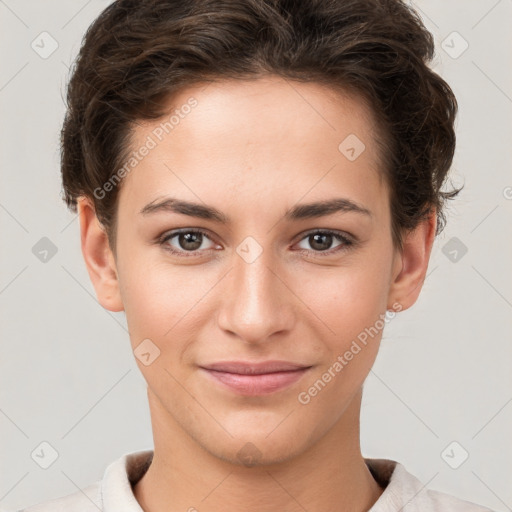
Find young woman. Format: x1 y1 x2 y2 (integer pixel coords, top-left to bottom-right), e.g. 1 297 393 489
20 0 494 510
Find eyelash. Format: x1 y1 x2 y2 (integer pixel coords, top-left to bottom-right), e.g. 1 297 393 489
157 228 355 258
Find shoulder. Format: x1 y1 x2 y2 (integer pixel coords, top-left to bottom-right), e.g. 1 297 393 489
366 458 495 512
17 481 101 512
411 486 495 511
17 450 153 512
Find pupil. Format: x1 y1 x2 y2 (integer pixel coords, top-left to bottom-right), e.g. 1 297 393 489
311 233 332 251
180 232 202 250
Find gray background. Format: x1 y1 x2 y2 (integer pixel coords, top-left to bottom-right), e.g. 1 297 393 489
1 0 511 510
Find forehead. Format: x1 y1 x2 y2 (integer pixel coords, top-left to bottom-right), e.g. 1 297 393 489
133 75 380 157
118 76 389 222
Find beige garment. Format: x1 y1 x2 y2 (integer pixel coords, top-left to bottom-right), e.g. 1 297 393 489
18 450 494 511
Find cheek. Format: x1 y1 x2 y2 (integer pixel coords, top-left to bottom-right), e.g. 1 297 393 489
118 268 171 340
293 257 392 400
299 258 391 339
295 270 387 412
117 256 216 372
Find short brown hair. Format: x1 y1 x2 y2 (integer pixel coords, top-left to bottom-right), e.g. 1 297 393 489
61 0 461 253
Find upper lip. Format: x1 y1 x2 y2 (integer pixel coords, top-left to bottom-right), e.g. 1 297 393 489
200 360 311 375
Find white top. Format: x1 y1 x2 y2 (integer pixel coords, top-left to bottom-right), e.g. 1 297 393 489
18 450 494 511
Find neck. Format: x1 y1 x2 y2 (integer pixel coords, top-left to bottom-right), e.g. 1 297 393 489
134 387 384 512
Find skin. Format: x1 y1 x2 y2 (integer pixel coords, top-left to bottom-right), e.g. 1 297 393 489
78 75 436 512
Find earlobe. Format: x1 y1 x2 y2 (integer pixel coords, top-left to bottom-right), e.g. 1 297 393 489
77 197 124 312
387 210 437 312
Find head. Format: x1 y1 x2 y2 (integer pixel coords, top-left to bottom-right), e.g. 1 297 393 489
63 0 460 465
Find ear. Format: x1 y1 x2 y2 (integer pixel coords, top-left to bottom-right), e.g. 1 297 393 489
387 209 437 312
77 197 124 312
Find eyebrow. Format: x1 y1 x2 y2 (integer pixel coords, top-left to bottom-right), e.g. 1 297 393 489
139 196 372 222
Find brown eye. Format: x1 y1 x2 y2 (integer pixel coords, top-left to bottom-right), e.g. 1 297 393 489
308 233 334 251
160 229 217 257
295 230 354 256
176 232 203 251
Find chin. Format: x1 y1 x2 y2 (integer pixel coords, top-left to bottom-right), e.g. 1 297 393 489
210 439 303 469
198 423 310 469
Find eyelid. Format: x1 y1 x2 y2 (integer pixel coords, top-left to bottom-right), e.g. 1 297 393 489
158 227 356 259
293 227 354 244
292 229 355 256
158 228 218 249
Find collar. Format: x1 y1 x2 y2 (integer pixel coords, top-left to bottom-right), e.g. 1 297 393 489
99 450 406 511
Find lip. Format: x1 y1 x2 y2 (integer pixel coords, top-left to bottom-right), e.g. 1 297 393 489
199 360 312 396
201 360 310 374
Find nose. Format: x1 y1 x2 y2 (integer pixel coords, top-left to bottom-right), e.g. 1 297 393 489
216 244 296 345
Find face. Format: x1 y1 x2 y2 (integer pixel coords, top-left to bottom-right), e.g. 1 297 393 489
85 75 426 466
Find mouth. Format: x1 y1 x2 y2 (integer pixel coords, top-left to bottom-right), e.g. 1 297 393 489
199 360 312 395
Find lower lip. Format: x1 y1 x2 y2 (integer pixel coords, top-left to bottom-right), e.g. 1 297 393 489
201 368 311 396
